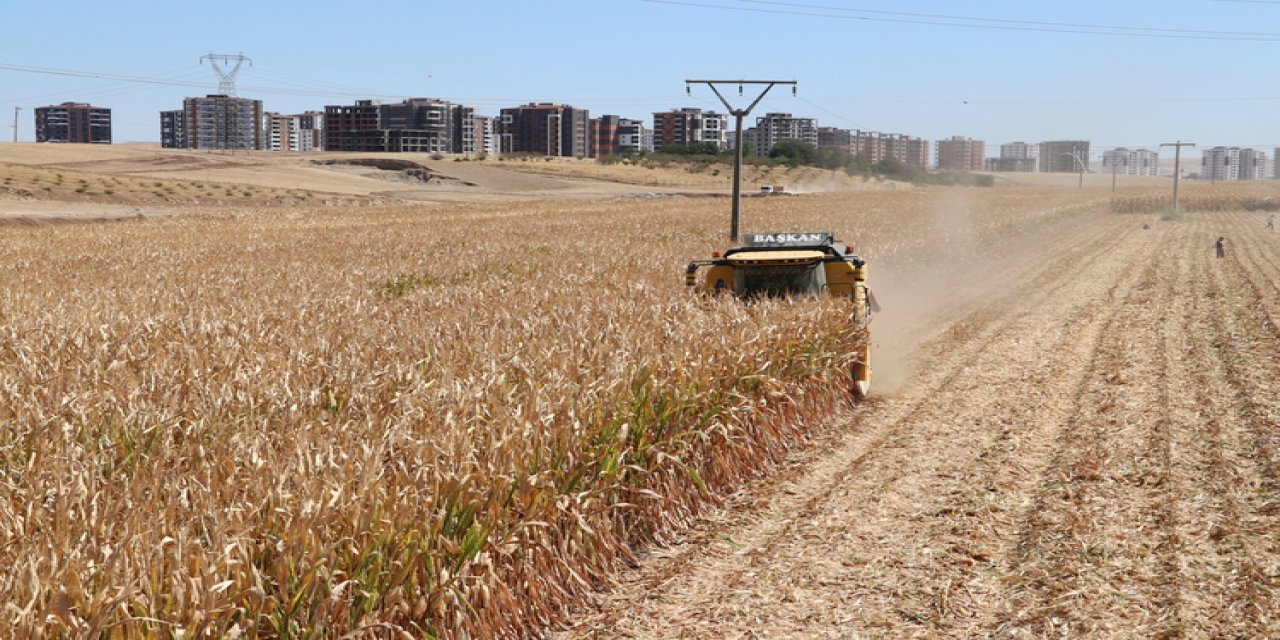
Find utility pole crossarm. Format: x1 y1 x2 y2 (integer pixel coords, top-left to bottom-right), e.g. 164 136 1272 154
685 80 797 85
685 79 797 241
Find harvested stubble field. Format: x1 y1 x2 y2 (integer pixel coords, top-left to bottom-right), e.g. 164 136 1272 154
560 194 1280 638
1 164 1278 639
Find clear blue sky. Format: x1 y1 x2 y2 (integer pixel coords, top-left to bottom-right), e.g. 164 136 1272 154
3 0 1279 157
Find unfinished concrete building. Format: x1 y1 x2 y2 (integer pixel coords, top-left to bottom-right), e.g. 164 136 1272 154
499 103 590 157
159 95 263 150
323 98 474 154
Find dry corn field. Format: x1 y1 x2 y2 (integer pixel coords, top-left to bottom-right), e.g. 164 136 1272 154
1 173 1278 639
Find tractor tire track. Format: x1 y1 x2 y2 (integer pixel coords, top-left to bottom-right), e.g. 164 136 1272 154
556 211 1159 638
991 239 1181 638
1199 212 1280 633
557 212 1136 622
1173 215 1280 635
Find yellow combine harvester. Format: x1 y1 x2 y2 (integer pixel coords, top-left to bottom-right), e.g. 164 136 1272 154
685 231 875 400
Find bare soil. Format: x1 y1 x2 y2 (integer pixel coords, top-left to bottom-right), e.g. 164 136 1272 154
555 209 1280 639
0 143 746 207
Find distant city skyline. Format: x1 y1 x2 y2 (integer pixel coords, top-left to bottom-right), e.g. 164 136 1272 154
4 0 1280 158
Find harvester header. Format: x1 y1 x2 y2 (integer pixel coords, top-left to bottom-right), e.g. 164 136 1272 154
684 230 876 399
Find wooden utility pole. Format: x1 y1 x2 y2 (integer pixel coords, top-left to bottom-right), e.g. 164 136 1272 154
1075 146 1085 188
1160 141 1196 214
685 79 797 241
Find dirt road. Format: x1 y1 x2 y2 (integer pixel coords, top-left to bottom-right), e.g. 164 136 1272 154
558 210 1280 638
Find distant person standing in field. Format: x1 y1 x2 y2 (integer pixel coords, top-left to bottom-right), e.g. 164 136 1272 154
1216 236 1226 258
1267 215 1275 231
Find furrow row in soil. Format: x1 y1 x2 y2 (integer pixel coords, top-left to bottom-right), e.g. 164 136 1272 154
558 211 1158 638
992 230 1184 638
1198 212 1280 633
556 211 1138 632
784 216 1170 637
1171 214 1280 636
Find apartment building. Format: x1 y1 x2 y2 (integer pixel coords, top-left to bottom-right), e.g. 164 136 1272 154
814 128 930 168
591 115 621 157
1100 148 1159 176
589 115 647 156
881 132 930 168
1001 141 1039 161
1202 147 1241 181
295 112 323 151
35 102 112 144
935 136 985 171
473 115 500 156
616 118 646 154
817 127 855 155
160 95 263 150
382 98 474 154
325 101 382 151
1200 146 1266 181
323 98 474 154
160 109 186 149
1240 148 1267 180
986 141 1039 172
257 112 321 152
652 108 728 150
745 113 818 157
264 112 295 151
1039 140 1090 173
499 103 590 157
854 130 887 163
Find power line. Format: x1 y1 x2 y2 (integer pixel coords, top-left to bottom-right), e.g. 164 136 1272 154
687 79 796 241
250 68 392 98
9 67 209 106
735 0 1280 37
0 63 396 98
642 0 1280 41
817 95 1280 107
200 52 252 96
0 62 724 110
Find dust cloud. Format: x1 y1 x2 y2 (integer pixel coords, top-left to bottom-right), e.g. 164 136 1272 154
866 189 1013 394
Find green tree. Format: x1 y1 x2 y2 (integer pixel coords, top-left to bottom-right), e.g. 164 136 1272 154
767 139 818 166
657 142 721 156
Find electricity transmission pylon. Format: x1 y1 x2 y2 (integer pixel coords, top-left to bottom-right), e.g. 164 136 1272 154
200 52 252 96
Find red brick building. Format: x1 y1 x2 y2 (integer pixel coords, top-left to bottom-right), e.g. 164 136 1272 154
35 102 111 144
935 136 986 171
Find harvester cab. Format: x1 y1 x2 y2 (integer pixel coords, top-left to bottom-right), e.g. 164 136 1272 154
685 232 876 399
